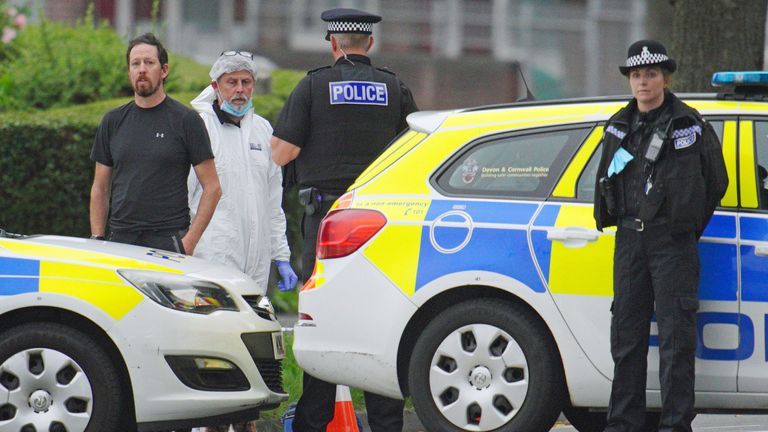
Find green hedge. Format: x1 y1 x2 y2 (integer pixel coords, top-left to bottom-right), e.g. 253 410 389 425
0 19 213 111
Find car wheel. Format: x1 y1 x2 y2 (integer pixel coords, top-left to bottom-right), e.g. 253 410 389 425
0 322 127 432
563 406 661 432
408 298 565 432
562 407 606 432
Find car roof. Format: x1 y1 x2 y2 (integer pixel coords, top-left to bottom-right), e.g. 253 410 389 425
408 93 768 134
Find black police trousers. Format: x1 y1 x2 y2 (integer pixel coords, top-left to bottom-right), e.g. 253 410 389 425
109 228 187 254
294 200 404 432
606 224 699 432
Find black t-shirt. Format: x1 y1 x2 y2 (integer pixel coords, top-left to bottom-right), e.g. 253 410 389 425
273 55 418 193
91 96 213 232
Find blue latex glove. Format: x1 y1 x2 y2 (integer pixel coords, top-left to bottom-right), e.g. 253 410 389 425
276 260 298 292
607 147 634 177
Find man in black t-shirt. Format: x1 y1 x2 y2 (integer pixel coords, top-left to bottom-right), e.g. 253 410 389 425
90 33 221 255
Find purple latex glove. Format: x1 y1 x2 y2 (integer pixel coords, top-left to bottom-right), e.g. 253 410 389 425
276 260 298 292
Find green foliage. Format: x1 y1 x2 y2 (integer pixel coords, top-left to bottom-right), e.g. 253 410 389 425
271 69 305 100
0 15 211 111
0 1 29 62
165 52 211 95
0 19 128 110
0 112 96 236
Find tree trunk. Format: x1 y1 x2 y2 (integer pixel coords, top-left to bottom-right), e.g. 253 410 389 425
671 0 767 92
646 0 674 42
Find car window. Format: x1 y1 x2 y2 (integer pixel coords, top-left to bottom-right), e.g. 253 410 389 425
576 144 601 202
436 128 589 199
575 120 726 203
753 121 768 209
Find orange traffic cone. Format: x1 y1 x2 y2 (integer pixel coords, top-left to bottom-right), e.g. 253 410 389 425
326 385 359 432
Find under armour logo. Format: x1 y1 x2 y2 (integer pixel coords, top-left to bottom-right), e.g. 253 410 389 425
156 132 164 138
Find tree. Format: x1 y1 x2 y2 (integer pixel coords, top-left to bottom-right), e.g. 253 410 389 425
670 0 767 92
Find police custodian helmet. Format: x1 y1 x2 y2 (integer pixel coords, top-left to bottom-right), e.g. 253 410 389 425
619 39 677 76
321 8 382 41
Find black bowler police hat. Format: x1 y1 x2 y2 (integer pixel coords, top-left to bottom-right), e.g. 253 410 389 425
321 8 382 41
619 39 677 76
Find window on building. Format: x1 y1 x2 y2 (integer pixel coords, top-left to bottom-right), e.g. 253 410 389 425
234 0 246 23
135 0 163 20
183 0 220 33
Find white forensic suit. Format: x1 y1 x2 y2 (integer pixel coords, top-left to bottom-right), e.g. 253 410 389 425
188 85 290 288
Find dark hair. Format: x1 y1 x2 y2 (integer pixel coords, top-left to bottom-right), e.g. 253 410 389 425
126 33 168 66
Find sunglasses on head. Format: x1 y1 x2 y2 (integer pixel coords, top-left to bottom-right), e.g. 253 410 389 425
220 50 254 60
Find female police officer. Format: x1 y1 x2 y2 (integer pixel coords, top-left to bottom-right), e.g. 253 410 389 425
593 40 728 432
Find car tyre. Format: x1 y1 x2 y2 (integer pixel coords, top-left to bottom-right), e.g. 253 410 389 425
0 322 127 432
562 407 606 432
563 406 661 432
408 298 565 432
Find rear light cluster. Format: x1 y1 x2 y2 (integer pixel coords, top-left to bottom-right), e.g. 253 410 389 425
316 209 387 259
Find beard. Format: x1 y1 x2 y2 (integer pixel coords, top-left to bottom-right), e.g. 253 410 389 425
133 79 160 97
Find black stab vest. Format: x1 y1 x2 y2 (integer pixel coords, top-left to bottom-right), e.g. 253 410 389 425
295 59 403 194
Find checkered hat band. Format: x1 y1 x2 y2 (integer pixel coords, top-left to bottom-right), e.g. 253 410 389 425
626 52 669 68
328 21 373 33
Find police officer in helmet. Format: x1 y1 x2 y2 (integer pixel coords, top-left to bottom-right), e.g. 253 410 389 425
271 8 418 432
594 40 728 432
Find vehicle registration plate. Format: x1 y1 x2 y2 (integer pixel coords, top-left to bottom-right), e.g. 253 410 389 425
272 331 286 359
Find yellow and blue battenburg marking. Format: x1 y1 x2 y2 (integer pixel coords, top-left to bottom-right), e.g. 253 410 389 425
370 200 743 301
0 257 39 294
698 214 738 302
0 241 181 320
0 255 145 320
739 215 768 302
329 81 388 106
530 203 739 301
414 199 546 293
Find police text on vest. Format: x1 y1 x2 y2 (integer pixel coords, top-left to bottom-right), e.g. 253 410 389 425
329 81 388 106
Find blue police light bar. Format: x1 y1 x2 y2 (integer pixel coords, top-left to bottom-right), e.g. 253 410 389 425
712 71 768 87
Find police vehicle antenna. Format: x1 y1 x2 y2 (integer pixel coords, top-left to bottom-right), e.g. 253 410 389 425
517 64 536 102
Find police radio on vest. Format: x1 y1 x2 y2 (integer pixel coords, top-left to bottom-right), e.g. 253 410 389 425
329 81 388 106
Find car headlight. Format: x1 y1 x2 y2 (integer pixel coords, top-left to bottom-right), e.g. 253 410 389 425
118 270 239 314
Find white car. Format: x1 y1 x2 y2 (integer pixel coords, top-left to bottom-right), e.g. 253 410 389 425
0 231 287 432
294 72 768 432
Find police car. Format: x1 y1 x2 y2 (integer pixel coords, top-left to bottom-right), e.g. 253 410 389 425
293 71 768 432
0 230 286 431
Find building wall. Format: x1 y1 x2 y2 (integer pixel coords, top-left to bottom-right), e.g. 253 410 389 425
43 0 89 23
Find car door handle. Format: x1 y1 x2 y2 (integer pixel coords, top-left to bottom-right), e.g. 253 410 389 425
546 228 600 247
756 245 768 256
